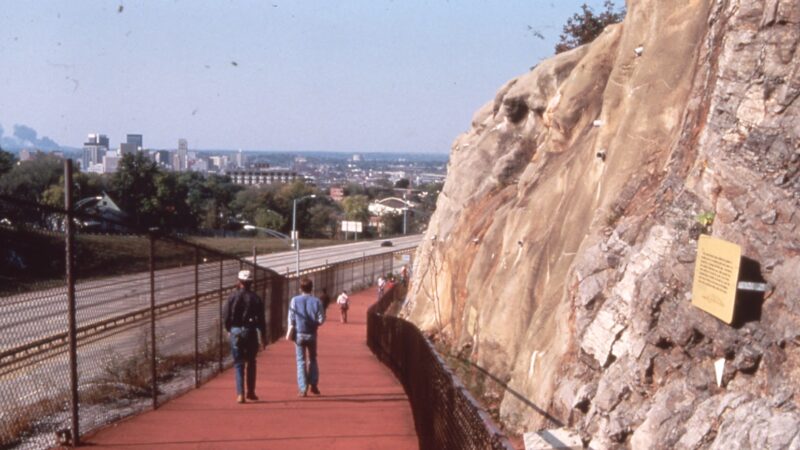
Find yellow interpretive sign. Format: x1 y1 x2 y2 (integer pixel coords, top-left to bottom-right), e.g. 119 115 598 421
691 235 741 324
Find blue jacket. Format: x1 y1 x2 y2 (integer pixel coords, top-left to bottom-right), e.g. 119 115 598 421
288 294 325 335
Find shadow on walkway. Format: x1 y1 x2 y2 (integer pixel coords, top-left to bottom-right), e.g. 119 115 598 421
82 287 417 450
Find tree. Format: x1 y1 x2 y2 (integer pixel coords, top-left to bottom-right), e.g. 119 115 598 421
380 212 404 236
0 147 16 177
111 152 160 227
232 187 278 227
0 154 63 202
253 208 285 231
341 195 370 223
394 178 410 189
555 1 625 54
308 203 341 238
41 172 108 208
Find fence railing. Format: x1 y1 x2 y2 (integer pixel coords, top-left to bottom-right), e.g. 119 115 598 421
0 189 414 449
367 285 514 450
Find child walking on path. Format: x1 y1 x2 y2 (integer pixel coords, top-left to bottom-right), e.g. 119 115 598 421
336 291 350 323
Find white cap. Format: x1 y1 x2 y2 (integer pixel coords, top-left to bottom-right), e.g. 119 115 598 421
238 270 253 281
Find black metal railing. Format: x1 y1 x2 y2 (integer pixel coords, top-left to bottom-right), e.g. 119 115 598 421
367 285 514 450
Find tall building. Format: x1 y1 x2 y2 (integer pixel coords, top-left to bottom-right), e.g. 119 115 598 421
119 143 137 155
81 133 109 171
177 139 188 171
154 150 172 169
126 134 143 150
236 149 245 168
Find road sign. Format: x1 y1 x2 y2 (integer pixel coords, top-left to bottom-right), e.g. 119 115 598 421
691 235 741 324
341 221 362 232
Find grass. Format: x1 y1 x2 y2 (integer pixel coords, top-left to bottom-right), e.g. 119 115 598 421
0 227 337 295
0 394 68 448
186 236 335 256
82 332 228 405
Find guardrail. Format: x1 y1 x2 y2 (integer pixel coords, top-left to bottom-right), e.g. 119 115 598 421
367 285 514 450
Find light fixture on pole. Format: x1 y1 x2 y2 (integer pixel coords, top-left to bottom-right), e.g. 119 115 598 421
292 194 317 276
242 224 292 266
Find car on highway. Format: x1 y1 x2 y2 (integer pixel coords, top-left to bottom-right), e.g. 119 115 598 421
380 240 393 247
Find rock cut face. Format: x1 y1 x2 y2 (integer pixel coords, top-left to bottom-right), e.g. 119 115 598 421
402 0 800 447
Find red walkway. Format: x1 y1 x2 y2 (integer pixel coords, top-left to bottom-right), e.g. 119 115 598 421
83 287 418 449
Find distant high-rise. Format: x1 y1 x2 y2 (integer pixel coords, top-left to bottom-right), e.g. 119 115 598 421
126 134 143 150
177 139 188 171
82 133 109 171
154 150 172 168
236 149 245 168
119 143 137 155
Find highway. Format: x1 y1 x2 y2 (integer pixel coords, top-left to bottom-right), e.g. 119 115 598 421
0 235 421 444
0 235 422 365
254 234 421 274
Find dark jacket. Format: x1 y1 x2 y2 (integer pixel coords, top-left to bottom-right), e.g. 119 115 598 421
224 288 267 341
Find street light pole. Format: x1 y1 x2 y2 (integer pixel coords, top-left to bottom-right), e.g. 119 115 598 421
402 194 408 235
292 194 317 276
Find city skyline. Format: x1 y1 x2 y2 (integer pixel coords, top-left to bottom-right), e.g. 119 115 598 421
1 1 615 153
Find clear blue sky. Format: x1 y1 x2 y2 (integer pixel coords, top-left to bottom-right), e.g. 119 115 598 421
0 1 614 153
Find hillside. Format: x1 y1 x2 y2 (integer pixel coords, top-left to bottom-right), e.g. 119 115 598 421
401 0 800 448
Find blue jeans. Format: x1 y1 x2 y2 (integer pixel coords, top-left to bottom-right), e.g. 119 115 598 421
295 333 318 393
230 327 257 396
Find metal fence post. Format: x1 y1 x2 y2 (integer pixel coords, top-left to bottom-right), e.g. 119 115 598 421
149 233 157 409
194 247 200 388
64 159 80 447
219 255 224 372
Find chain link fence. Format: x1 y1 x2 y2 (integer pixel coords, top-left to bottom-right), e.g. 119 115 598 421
0 189 413 449
368 285 515 450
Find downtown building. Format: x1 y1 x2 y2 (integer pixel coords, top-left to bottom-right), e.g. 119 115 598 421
228 163 298 186
81 133 109 171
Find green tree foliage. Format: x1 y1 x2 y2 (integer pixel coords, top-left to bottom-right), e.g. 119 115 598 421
152 171 194 229
555 1 625 54
418 182 444 211
308 202 341 238
232 187 278 226
0 154 63 201
341 195 370 223
0 147 16 177
111 152 161 227
343 182 366 197
394 178 410 189
380 212 404 236
41 172 108 208
202 174 242 229
254 208 285 231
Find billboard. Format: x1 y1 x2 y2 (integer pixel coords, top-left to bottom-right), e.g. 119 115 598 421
341 221 363 232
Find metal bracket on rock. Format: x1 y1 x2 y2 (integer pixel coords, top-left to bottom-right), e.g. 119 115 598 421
737 281 770 292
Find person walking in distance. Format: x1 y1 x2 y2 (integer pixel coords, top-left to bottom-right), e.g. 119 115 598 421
319 287 331 310
377 276 386 300
337 290 350 323
223 270 267 404
286 277 326 397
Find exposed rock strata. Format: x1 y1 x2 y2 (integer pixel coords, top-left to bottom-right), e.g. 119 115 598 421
402 0 800 448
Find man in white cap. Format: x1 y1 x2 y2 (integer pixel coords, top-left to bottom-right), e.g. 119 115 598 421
223 269 267 403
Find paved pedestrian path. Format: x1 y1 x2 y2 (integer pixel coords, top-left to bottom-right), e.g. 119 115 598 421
83 287 418 449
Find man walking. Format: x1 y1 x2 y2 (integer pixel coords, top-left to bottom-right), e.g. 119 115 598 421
223 270 267 404
286 277 325 397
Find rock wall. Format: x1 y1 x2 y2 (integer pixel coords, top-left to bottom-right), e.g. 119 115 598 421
401 0 800 448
